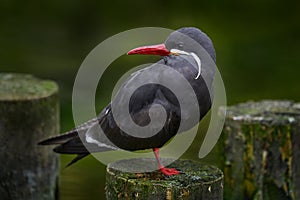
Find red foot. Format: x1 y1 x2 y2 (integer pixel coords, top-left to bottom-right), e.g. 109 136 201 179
153 148 180 176
159 167 180 176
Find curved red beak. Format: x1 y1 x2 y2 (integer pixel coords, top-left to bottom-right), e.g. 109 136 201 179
127 43 171 56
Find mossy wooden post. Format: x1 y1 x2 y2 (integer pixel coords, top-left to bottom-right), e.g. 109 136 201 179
106 158 223 199
0 73 59 200
222 100 300 200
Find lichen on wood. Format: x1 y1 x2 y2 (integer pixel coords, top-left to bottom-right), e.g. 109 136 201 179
222 100 300 200
106 158 223 200
0 73 59 200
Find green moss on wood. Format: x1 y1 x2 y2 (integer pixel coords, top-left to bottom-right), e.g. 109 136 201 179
0 73 58 100
106 158 223 200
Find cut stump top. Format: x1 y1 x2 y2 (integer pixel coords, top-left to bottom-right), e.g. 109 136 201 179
0 73 58 101
106 158 223 199
222 100 300 125
107 158 223 188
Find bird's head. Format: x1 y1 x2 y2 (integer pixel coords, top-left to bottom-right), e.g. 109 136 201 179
127 27 216 63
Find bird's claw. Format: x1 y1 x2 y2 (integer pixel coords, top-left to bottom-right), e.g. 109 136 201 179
159 167 180 176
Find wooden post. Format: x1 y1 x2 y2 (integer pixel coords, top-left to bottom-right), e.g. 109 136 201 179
222 100 300 200
0 73 59 200
106 158 223 200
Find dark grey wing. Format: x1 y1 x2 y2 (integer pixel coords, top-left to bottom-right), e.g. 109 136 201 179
94 62 182 150
38 117 99 146
44 106 117 154
38 106 116 166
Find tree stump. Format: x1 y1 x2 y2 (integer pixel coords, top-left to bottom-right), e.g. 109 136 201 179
0 73 60 200
106 158 223 200
222 100 300 200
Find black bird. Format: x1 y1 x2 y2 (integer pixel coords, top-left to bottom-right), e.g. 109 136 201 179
39 27 216 176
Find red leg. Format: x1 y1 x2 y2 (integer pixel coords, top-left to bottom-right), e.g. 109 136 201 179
153 148 180 176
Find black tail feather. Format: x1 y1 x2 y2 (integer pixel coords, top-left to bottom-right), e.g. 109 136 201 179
38 117 100 145
65 154 89 168
38 112 111 167
38 131 77 145
53 137 89 154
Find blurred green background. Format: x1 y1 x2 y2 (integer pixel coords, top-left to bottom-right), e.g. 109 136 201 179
1 0 299 199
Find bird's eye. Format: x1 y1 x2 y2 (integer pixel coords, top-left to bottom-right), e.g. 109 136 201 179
178 43 184 48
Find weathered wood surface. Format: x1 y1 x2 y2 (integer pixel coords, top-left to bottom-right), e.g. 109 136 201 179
221 100 300 200
106 158 223 200
0 73 59 200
